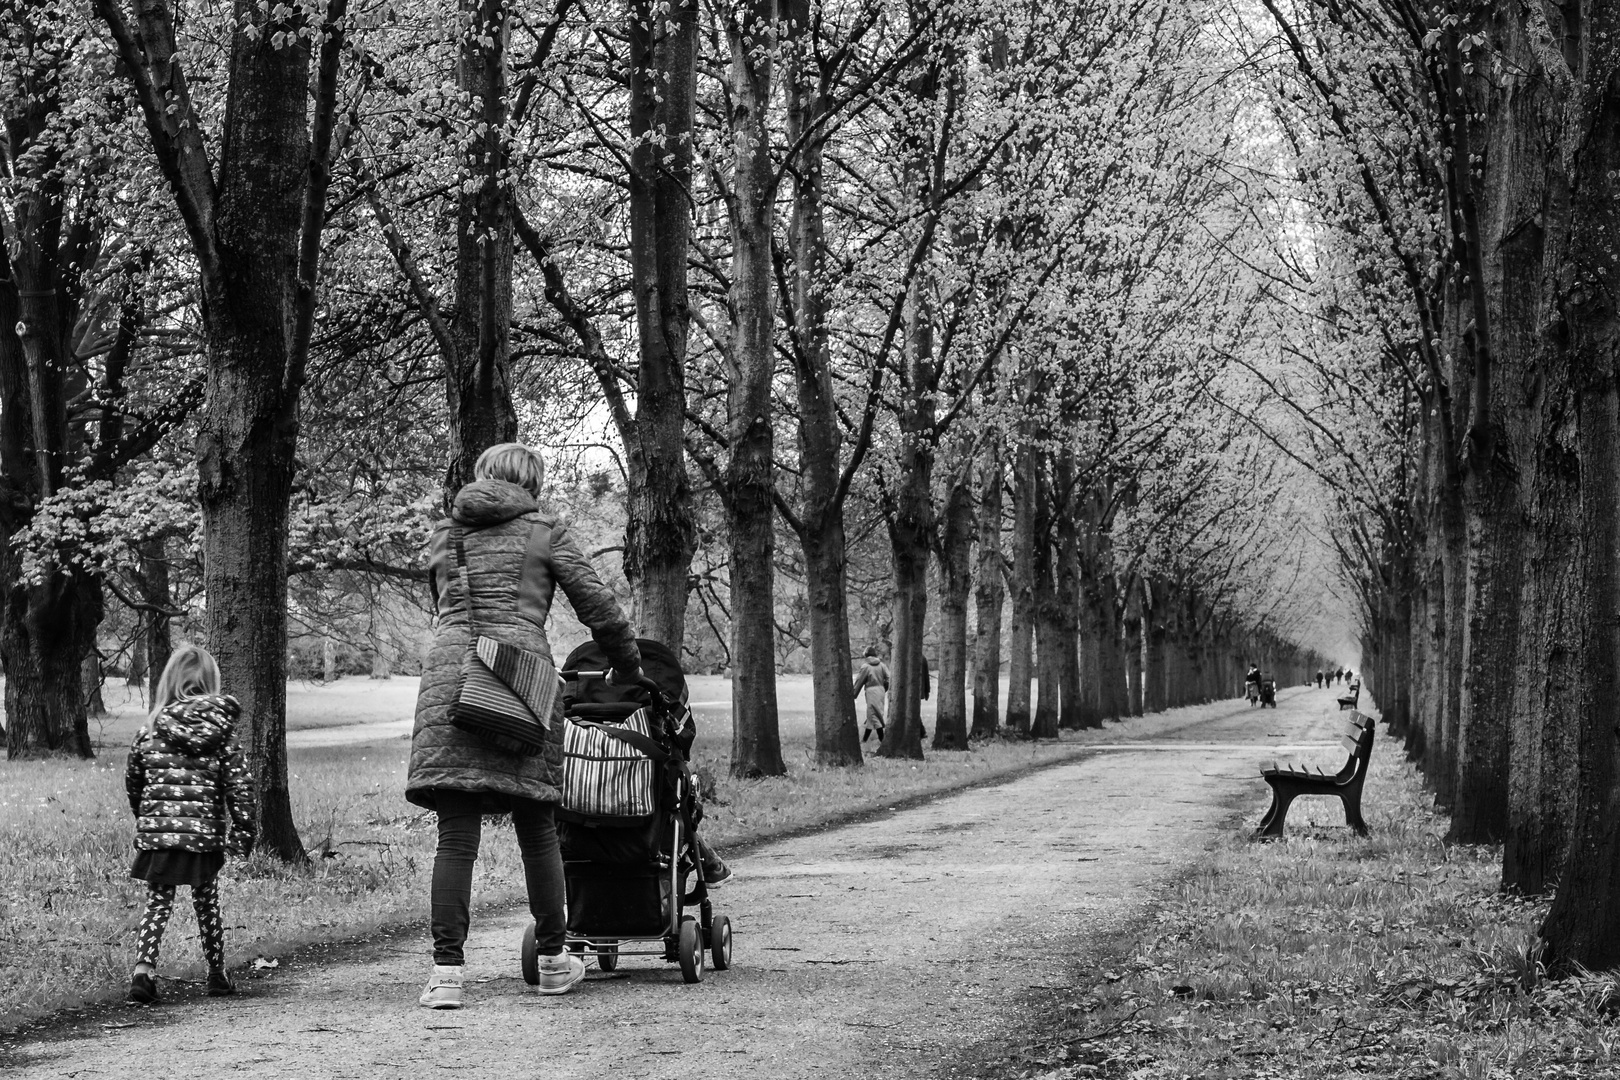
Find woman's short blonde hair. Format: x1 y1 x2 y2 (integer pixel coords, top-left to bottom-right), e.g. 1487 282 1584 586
150 644 222 719
474 443 546 496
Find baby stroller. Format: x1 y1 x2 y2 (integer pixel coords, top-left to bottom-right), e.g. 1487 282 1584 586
1258 673 1277 708
519 638 732 985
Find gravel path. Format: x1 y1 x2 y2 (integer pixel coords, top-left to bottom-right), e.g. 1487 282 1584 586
11 686 1347 1079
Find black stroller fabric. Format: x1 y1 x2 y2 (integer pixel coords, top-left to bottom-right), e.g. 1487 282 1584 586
562 638 688 706
558 638 694 894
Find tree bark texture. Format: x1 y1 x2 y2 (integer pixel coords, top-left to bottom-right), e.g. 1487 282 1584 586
444 0 519 494
0 28 99 758
970 434 1004 738
934 463 973 749
784 0 861 766
625 0 699 649
879 273 936 762
1537 0 1620 967
1004 445 1037 735
1124 580 1143 717
723 0 783 779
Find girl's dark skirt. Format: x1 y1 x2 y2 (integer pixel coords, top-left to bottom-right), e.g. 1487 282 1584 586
130 850 225 887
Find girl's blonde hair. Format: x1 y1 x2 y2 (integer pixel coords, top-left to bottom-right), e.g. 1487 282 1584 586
474 442 545 496
149 644 222 719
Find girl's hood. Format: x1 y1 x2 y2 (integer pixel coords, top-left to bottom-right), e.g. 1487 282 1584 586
154 694 239 756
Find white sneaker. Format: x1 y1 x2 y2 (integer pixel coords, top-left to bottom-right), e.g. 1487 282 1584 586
534 951 586 996
418 964 464 1009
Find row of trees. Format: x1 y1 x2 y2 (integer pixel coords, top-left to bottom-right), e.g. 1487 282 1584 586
1236 0 1620 969
2 0 1343 862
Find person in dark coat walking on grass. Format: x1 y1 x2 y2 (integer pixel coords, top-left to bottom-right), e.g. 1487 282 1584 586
125 645 254 1004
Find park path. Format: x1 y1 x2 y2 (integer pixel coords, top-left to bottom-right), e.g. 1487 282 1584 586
11 686 1349 1080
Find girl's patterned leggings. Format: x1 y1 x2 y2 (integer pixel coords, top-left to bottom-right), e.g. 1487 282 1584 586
136 880 225 970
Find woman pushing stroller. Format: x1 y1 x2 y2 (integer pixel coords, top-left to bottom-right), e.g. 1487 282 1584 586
408 443 729 1008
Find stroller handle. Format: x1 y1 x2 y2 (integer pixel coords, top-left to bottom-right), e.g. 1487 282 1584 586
561 668 671 708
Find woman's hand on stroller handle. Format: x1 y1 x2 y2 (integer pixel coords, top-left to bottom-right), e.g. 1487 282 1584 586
567 665 669 707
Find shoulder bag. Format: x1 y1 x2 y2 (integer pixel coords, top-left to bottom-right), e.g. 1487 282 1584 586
449 526 560 756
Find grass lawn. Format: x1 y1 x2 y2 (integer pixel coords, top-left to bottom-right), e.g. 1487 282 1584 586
975 717 1620 1079
4 672 1181 1032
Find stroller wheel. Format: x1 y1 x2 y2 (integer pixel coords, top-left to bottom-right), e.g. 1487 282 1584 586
520 922 539 986
597 942 619 972
709 915 732 971
678 916 705 984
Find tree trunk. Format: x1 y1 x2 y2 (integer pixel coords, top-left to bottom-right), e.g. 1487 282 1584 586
1143 581 1166 714
784 0 860 766
127 631 147 689
1055 480 1087 730
97 0 349 860
1097 561 1128 721
191 10 316 862
1544 372 1620 968
444 0 519 494
878 270 936 762
1536 2 1620 964
1004 445 1037 735
0 51 97 759
723 0 783 780
1031 517 1061 740
934 464 972 750
82 653 106 719
1124 580 1143 717
970 434 1004 738
1504 371 1581 894
1433 486 1467 805
625 0 699 649
141 536 173 704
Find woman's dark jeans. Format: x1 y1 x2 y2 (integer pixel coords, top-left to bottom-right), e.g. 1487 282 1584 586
430 789 565 964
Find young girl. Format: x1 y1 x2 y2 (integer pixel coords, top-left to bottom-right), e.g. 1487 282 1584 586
124 644 255 1003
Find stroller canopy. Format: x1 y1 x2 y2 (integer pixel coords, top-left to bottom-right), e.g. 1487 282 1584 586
563 638 689 707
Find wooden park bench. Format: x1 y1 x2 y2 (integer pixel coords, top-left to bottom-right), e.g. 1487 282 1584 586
1336 681 1361 711
1254 712 1374 839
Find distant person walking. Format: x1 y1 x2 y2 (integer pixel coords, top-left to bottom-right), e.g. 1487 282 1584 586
1315 670 1324 689
853 648 890 743
124 645 255 1004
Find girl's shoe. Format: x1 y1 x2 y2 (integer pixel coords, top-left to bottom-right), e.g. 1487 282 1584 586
206 971 235 996
127 971 159 1004
534 952 585 995
418 964 464 1009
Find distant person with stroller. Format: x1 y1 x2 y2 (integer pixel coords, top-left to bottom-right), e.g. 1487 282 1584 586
408 443 729 1009
854 647 889 743
124 645 254 1004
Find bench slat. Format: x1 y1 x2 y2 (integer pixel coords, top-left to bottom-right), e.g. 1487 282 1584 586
1339 734 1361 755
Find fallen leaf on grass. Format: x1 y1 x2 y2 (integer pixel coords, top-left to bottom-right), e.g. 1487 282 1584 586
252 956 279 970
101 1021 138 1030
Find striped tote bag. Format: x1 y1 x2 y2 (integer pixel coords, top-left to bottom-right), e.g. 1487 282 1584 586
446 527 558 757
561 709 667 822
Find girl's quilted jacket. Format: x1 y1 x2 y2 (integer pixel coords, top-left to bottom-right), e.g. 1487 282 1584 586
125 694 256 853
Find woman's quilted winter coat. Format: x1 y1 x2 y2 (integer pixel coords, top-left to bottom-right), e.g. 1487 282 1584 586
125 694 255 852
407 479 642 812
